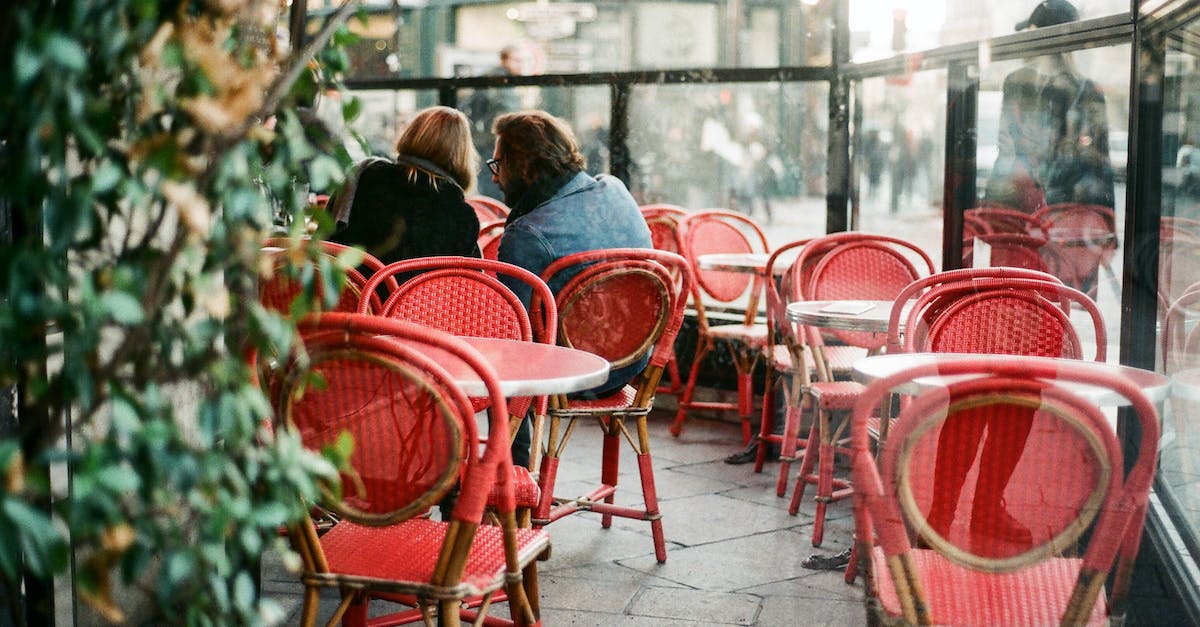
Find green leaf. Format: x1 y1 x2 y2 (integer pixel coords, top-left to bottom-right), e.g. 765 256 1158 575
97 465 142 493
14 43 43 85
308 155 345 193
101 291 144 324
342 96 362 123
2 498 67 576
45 34 87 72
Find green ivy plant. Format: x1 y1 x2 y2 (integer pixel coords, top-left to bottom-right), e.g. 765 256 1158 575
0 1 366 624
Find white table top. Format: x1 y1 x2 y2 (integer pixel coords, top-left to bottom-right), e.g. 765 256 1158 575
697 250 799 275
420 337 610 397
853 352 1170 406
786 300 898 334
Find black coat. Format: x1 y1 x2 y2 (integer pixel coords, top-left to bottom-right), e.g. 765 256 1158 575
329 159 481 271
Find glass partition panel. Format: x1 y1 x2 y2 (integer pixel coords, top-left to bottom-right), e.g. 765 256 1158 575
1157 20 1200 552
853 71 947 266
452 84 609 198
975 44 1130 354
626 81 828 247
850 0 1129 62
307 0 831 80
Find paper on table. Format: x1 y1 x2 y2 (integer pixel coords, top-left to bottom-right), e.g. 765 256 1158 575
819 301 876 315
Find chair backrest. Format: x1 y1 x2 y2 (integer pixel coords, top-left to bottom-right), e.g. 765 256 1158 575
965 206 1048 236
260 238 393 315
886 268 1064 354
676 210 769 317
467 195 511 222
477 220 506 261
535 249 692 398
904 277 1107 361
962 232 1052 273
763 238 816 348
358 256 556 346
793 232 934 351
850 357 1159 625
282 313 516 526
640 204 687 256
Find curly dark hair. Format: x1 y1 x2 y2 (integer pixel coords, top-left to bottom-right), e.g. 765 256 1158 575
492 110 586 187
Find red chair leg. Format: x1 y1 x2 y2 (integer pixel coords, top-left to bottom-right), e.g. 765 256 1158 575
789 410 821 515
776 401 804 497
812 425 836 546
669 340 713 437
736 367 754 444
601 420 620 529
754 370 777 473
636 450 667 563
843 542 860 584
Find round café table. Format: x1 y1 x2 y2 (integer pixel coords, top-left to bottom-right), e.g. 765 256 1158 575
697 250 800 275
786 300 898 334
415 336 610 397
853 352 1171 406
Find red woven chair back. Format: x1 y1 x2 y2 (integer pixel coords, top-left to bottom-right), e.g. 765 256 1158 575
790 232 934 351
477 220 505 261
807 239 927 350
537 249 692 372
640 204 687 256
467 195 510 222
763 238 816 349
905 277 1106 361
260 239 390 315
283 313 514 526
678 209 768 303
886 268 1063 354
850 358 1159 624
359 256 555 345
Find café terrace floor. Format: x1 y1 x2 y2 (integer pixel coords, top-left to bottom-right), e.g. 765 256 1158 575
261 407 866 626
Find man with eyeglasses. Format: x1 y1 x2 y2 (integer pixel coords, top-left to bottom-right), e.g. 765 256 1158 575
489 109 652 466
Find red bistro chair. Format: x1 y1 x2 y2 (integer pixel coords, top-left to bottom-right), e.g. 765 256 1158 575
531 248 692 564
784 233 933 546
851 357 1158 626
279 313 550 626
755 238 818 477
640 204 689 396
467 194 511 223
260 238 396 315
358 256 556 475
478 219 506 261
669 209 771 443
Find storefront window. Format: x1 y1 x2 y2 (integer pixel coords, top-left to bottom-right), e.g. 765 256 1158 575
626 81 827 247
849 0 1130 62
853 71 947 265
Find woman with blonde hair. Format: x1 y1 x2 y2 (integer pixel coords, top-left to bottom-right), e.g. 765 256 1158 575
329 106 481 271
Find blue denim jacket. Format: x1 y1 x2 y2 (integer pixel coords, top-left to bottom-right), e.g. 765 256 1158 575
498 171 653 395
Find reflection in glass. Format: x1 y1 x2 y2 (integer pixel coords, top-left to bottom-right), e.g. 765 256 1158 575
626 82 826 240
1157 22 1200 553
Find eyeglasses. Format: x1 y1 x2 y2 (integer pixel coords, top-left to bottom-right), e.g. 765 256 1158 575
486 158 502 176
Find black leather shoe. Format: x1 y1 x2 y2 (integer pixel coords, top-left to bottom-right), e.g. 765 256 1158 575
724 446 758 464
